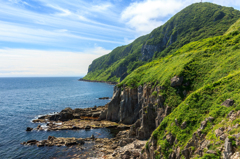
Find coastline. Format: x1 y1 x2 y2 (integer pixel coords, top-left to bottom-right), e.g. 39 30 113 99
22 105 144 158
78 78 118 85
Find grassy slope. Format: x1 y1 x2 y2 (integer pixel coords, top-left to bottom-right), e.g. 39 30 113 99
83 35 148 82
83 2 240 82
120 20 240 158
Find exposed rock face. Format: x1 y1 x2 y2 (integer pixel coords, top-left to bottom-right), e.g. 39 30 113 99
170 76 184 87
105 83 168 140
200 117 214 130
106 86 122 122
223 137 233 159
141 44 158 61
222 99 235 107
109 88 140 123
106 86 140 124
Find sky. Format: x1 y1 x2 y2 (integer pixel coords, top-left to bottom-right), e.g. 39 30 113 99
0 0 240 77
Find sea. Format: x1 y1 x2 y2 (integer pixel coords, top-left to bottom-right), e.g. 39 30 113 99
0 77 115 159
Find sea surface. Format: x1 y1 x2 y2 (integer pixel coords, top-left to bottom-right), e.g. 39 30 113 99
0 77 115 159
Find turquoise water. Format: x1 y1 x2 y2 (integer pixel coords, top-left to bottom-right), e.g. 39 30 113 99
0 77 114 158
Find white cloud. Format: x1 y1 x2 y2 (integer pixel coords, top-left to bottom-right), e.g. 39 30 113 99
121 0 185 34
121 0 240 35
0 47 111 77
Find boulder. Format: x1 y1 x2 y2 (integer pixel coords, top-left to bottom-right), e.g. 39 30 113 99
61 107 73 113
181 121 187 129
98 109 107 120
215 128 224 137
182 148 191 159
26 127 33 131
206 150 217 155
222 99 234 107
223 137 233 159
166 133 175 145
26 140 38 145
170 76 183 87
85 125 91 130
48 136 56 141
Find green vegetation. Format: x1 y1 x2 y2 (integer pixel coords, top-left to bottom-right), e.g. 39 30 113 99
119 18 240 158
120 25 240 108
83 2 240 82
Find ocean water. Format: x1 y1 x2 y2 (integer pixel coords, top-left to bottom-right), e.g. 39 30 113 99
0 77 115 159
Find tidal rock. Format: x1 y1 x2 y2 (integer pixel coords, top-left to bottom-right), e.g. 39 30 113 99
85 125 91 130
99 97 109 99
26 140 38 145
26 127 33 131
48 136 56 141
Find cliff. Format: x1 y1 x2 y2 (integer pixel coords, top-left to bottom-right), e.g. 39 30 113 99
98 18 240 158
83 2 240 83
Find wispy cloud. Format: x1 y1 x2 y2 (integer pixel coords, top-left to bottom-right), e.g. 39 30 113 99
0 47 111 77
0 0 133 50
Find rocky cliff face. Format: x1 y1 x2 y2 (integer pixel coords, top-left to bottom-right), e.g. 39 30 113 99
102 82 172 140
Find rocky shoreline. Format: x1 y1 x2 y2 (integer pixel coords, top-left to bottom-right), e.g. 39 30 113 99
30 106 130 131
23 105 148 158
78 78 118 85
22 130 147 158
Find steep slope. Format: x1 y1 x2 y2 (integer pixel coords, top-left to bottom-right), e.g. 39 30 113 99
83 2 240 82
116 18 240 158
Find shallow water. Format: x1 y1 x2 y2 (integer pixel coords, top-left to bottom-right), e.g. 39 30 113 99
0 77 114 159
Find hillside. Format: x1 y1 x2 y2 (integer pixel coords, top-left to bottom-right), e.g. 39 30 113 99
83 2 240 82
117 17 240 158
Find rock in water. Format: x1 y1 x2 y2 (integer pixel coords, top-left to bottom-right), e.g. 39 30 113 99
26 127 33 131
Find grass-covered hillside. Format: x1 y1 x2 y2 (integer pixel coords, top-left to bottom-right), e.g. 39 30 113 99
121 18 240 158
83 2 240 83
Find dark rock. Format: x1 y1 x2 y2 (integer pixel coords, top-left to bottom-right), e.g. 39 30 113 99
73 113 81 119
200 120 207 130
164 106 171 116
166 133 175 145
206 150 217 155
170 76 183 87
92 112 101 117
222 99 234 107
85 125 91 130
200 117 214 130
75 139 84 145
175 118 179 126
215 128 224 137
26 140 38 145
181 121 187 129
26 127 33 131
37 125 41 129
182 148 190 159
223 137 233 159
99 97 110 100
90 134 95 140
61 107 73 113
48 136 56 141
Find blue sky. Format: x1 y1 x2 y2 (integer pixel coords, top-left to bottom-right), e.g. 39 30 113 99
1 0 240 77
